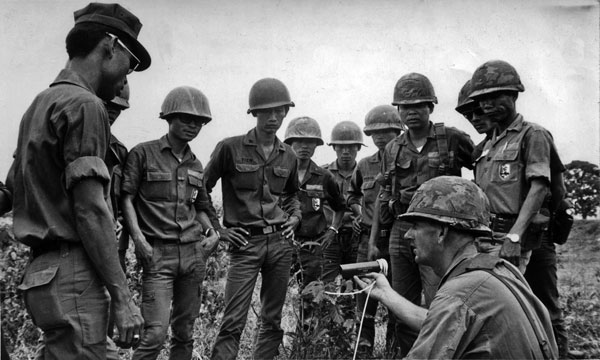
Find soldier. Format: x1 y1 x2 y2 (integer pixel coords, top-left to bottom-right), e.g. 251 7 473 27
455 79 495 161
205 78 301 360
470 60 575 358
12 3 149 358
284 117 345 288
355 176 558 359
121 86 219 360
105 83 131 270
322 121 364 282
372 73 474 356
347 105 404 356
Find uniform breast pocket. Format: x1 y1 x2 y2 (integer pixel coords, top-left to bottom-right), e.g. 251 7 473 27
187 170 204 204
491 148 521 183
361 180 378 201
270 166 291 194
141 171 172 200
233 163 260 190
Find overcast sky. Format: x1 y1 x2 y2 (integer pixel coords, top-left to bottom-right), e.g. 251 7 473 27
1 0 598 180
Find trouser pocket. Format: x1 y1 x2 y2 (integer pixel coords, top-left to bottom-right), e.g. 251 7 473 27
18 263 66 331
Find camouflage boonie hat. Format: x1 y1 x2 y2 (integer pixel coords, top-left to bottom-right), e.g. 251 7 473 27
400 176 491 235
455 80 475 115
392 73 438 105
469 60 525 98
363 105 405 136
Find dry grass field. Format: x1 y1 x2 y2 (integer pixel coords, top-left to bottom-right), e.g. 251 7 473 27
2 217 599 359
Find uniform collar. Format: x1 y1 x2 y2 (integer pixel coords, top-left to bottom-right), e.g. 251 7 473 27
368 151 382 163
50 68 96 95
308 160 323 175
439 244 479 287
158 135 195 160
242 128 286 152
396 122 435 146
492 114 524 142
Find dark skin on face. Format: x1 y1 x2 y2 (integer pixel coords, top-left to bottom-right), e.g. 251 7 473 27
398 103 432 133
333 144 359 170
474 91 518 133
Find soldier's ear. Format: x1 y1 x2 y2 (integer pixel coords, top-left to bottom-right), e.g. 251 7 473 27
437 224 448 244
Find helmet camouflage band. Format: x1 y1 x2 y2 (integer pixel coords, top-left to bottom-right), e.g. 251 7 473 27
392 73 438 106
363 105 405 136
284 116 324 146
400 176 491 235
328 121 365 146
470 60 525 98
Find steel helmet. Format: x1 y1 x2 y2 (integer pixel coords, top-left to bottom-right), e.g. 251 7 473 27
159 86 212 122
392 73 438 106
327 121 365 146
455 80 475 115
110 83 130 109
247 78 295 114
469 60 525 98
284 117 324 146
399 176 491 235
363 105 405 136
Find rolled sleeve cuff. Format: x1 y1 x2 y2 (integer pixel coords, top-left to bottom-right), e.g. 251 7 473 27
64 156 110 190
526 163 551 184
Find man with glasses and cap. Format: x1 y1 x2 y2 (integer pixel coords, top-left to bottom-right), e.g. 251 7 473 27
11 3 150 359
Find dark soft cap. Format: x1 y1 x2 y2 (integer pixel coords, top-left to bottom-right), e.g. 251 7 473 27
74 3 150 71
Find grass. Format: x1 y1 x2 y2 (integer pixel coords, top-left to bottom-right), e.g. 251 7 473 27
2 218 600 359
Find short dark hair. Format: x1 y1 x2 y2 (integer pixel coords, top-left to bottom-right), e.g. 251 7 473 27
65 23 108 59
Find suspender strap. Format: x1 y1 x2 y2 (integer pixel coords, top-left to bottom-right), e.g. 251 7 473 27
434 123 449 175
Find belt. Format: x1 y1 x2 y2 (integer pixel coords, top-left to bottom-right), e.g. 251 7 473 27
246 224 283 237
489 213 517 233
359 223 391 237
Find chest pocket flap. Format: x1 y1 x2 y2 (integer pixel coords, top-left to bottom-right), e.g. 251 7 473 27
396 159 411 171
493 144 519 162
235 163 260 172
273 167 290 178
188 170 204 187
362 180 376 190
147 171 172 181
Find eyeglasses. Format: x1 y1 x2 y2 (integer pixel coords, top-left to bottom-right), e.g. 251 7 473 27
106 33 140 74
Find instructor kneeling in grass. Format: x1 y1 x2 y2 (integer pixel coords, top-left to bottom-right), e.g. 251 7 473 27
355 176 558 359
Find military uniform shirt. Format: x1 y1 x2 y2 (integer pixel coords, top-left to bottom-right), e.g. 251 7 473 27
322 160 357 228
381 122 474 206
122 135 214 242
475 115 553 215
13 69 111 248
296 160 346 238
347 151 384 227
204 128 301 228
407 246 557 359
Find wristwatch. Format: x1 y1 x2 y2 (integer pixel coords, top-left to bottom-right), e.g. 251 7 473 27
506 233 520 244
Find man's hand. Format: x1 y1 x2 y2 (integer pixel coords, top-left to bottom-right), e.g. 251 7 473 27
282 216 300 239
352 215 363 235
112 298 144 349
320 228 337 250
133 234 152 267
353 272 391 302
367 243 380 261
200 231 220 254
219 228 249 248
499 237 521 268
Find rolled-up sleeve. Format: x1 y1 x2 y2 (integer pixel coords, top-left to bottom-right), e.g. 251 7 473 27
121 147 144 196
347 167 363 208
62 100 110 189
281 159 302 220
64 156 110 190
524 129 552 184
